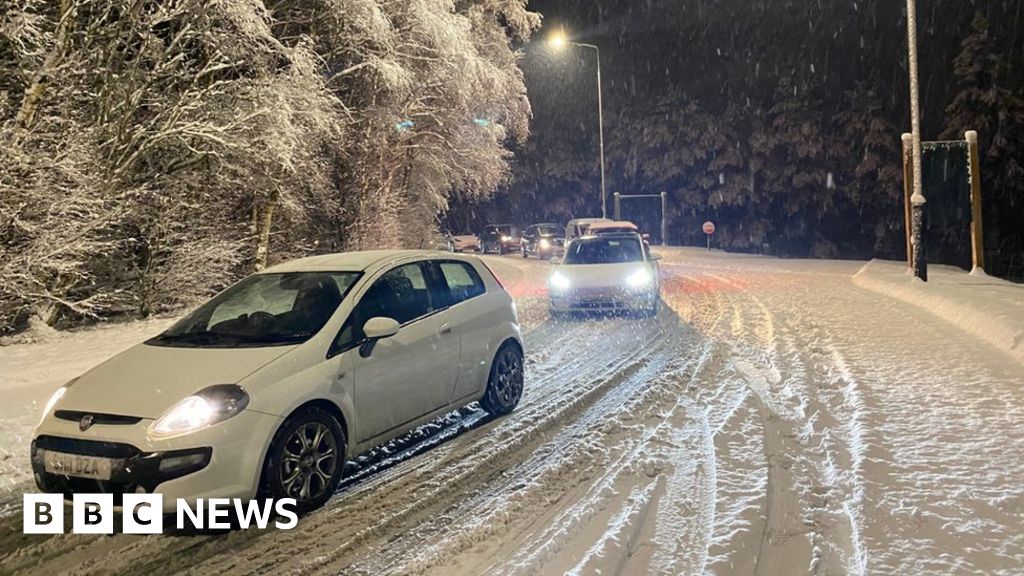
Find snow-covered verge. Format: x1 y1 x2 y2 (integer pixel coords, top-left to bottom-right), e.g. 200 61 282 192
0 317 175 492
853 259 1024 365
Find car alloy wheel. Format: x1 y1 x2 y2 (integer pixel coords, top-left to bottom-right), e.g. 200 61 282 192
281 422 338 501
481 344 524 416
261 405 346 512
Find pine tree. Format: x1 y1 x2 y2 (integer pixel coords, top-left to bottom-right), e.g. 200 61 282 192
942 12 1024 275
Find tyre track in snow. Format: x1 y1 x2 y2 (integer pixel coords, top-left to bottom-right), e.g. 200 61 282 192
6 249 1018 574
690 268 866 575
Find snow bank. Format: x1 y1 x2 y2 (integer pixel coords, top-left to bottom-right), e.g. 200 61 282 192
853 260 1024 365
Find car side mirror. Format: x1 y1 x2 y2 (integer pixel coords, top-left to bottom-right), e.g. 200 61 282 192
360 317 400 358
364 316 400 340
649 254 662 261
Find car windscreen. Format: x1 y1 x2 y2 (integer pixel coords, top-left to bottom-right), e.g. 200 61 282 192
148 272 361 348
537 225 561 236
486 225 513 236
564 237 644 264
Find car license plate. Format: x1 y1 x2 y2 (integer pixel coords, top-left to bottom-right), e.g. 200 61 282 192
43 450 113 480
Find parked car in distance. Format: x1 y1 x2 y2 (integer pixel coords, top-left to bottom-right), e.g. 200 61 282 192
521 223 566 259
448 233 481 253
565 217 612 246
549 232 661 317
32 250 524 513
481 224 521 255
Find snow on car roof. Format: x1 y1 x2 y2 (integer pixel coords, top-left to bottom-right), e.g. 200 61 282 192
587 220 639 231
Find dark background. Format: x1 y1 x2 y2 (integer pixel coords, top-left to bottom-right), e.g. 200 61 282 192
446 0 1024 275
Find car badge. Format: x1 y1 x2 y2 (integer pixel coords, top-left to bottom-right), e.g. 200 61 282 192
79 414 95 431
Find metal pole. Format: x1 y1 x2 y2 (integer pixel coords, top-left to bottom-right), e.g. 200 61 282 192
613 192 621 220
906 0 927 281
965 130 985 272
660 191 667 246
594 46 607 219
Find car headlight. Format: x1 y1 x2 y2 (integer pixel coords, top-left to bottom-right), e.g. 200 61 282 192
501 235 511 242
539 239 551 249
549 271 571 290
150 384 249 437
626 268 652 288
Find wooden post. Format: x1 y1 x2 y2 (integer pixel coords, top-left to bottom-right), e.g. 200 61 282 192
965 130 985 272
901 133 914 269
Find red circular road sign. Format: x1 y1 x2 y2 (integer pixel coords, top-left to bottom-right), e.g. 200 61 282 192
702 221 716 235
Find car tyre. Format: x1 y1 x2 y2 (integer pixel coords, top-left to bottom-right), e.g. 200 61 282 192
480 343 524 416
259 405 346 513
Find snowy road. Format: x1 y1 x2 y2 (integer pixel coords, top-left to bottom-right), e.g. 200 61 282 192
1 249 1022 575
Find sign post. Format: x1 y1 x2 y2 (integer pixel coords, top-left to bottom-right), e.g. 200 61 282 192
702 221 715 251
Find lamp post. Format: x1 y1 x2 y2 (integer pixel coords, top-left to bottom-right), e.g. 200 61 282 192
905 0 927 281
548 30 607 219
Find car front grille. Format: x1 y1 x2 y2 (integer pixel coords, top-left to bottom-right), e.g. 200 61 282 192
54 410 143 426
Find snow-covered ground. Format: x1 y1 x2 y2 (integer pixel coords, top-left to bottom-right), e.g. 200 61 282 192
1 248 1022 575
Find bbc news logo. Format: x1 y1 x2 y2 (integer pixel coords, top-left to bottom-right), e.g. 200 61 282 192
24 494 298 534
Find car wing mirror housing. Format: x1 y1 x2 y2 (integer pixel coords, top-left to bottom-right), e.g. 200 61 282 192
364 316 400 339
649 253 662 261
360 316 400 357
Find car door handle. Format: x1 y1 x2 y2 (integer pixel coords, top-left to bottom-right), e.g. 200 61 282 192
438 322 453 335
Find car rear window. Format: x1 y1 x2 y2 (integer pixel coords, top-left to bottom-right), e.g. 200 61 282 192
439 261 486 304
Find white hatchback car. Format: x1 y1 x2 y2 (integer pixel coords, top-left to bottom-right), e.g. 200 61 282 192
32 251 524 512
549 233 661 317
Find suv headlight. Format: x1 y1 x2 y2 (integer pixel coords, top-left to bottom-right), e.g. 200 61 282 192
150 384 249 437
550 271 571 290
626 268 652 288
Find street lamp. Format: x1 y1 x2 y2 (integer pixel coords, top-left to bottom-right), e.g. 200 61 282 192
547 29 608 219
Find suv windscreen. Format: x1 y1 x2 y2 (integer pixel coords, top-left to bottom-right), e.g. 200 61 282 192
564 237 644 264
149 272 361 348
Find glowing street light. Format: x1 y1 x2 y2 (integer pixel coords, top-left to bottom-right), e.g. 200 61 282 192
546 29 607 219
548 29 569 51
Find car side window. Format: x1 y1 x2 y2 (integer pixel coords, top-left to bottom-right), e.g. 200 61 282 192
438 261 486 305
332 262 433 354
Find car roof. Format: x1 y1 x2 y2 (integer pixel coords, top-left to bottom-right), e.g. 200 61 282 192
588 220 638 230
577 231 643 241
259 250 458 274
